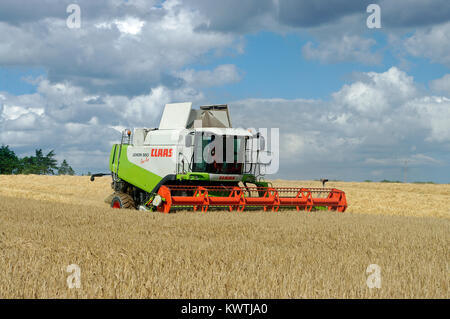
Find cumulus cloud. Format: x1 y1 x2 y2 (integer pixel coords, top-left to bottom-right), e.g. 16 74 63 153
96 16 146 35
0 0 448 95
0 0 240 96
1 67 449 180
403 21 450 67
0 0 159 24
332 67 417 116
1 105 44 121
0 78 204 172
379 0 450 28
184 0 450 31
406 96 450 143
430 74 450 95
156 0 450 33
230 67 449 180
276 0 372 28
302 35 382 65
174 65 242 88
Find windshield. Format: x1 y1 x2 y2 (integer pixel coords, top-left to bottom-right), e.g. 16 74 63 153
192 133 245 174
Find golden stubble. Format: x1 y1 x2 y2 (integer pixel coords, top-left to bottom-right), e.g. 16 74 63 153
0 175 448 298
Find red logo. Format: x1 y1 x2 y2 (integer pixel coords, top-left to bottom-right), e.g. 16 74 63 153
219 176 235 180
151 148 173 157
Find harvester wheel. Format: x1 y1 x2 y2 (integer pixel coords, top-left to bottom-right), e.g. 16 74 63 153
111 192 135 209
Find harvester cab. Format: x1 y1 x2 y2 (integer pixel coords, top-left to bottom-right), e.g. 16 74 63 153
98 102 347 213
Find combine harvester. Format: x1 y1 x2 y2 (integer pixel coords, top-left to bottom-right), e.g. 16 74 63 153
92 103 347 213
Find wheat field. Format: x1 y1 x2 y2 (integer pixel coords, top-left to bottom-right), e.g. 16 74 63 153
0 175 448 298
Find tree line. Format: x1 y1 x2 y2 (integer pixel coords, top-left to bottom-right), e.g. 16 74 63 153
0 145 75 175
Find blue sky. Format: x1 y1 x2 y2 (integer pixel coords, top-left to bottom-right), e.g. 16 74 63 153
1 0 449 182
0 67 47 95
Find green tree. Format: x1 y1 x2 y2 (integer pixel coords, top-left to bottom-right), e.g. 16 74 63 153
19 149 58 175
19 154 37 174
58 159 75 175
43 150 58 174
0 145 20 174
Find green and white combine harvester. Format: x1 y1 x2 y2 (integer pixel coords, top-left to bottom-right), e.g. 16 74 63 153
91 102 347 213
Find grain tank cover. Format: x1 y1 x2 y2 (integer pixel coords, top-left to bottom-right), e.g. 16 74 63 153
187 104 232 128
159 102 232 129
159 102 192 129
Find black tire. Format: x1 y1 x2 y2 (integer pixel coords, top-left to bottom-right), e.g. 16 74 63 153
111 192 135 209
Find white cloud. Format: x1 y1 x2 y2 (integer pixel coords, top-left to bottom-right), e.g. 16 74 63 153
333 67 417 117
404 21 450 66
175 64 242 88
1 105 44 121
410 153 442 165
0 2 240 95
96 17 146 35
282 133 306 156
0 78 204 172
115 17 145 35
0 0 449 91
1 68 448 180
406 96 450 142
229 67 449 180
365 154 441 166
302 35 382 65
430 74 450 95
